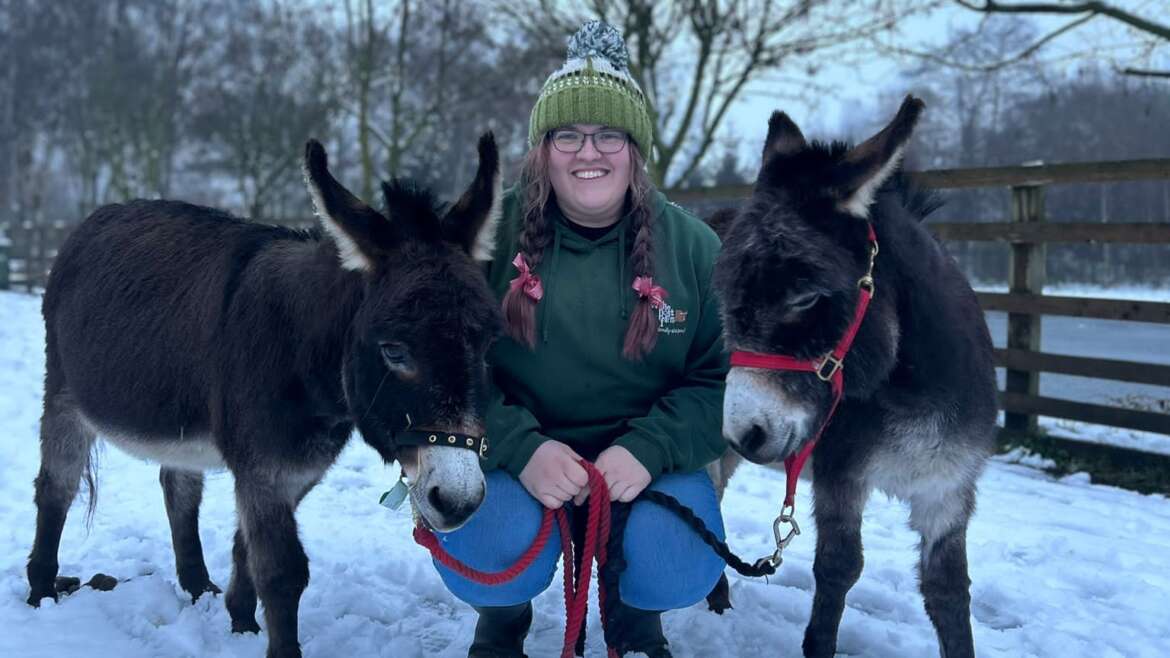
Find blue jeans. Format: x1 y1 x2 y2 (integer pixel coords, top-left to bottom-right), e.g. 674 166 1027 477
432 469 727 611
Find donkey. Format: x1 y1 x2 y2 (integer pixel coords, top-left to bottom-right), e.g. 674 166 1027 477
710 97 996 658
27 134 505 658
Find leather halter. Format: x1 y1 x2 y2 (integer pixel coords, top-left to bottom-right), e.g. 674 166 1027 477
728 222 877 568
395 430 489 459
392 415 489 459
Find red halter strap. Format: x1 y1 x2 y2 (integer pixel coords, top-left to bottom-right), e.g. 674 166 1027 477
729 222 878 509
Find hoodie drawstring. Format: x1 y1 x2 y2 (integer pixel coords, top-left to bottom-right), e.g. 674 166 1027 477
618 225 628 320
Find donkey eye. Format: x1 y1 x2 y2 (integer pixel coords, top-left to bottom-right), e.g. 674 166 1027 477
379 341 412 368
787 291 821 313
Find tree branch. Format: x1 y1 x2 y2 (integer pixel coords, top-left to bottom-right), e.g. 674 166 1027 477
955 1 1170 41
1122 66 1170 78
881 12 1095 72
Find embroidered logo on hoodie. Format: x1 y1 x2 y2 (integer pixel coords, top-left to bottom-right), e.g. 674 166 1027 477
657 303 688 335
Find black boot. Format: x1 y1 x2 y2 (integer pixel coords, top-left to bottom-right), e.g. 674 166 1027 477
469 602 532 658
606 601 672 657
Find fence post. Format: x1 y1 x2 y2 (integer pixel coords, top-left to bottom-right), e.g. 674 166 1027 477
0 226 9 291
1004 167 1046 434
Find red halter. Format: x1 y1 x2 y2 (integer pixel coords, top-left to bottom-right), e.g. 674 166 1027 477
728 223 878 568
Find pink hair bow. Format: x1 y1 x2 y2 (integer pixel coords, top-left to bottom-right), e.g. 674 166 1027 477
632 276 667 309
509 253 544 301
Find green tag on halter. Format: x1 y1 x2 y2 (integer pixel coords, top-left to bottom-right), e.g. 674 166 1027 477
379 479 409 511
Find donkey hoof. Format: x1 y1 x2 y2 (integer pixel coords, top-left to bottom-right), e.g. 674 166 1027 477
184 580 222 603
85 573 118 592
232 617 262 634
266 646 302 658
55 576 82 595
26 586 58 607
192 581 222 602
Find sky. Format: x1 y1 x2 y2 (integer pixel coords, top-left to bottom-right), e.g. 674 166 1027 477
717 0 1167 174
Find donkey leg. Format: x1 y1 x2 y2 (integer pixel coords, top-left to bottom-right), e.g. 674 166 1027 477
226 525 261 633
160 467 221 602
225 471 322 636
223 522 260 632
802 476 868 658
236 478 311 658
910 488 977 658
27 394 95 606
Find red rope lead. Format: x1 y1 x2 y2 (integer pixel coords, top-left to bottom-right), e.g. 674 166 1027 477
412 504 564 585
561 464 615 658
413 460 617 658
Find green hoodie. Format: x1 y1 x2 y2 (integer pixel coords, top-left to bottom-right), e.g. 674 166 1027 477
481 187 728 479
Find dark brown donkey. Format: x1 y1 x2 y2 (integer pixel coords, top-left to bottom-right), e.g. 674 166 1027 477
711 98 996 658
27 134 505 658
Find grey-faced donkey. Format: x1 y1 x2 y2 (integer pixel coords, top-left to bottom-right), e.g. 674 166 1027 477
27 134 506 658
711 97 997 658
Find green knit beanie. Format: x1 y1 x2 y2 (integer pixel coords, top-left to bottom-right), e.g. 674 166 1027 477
528 20 654 161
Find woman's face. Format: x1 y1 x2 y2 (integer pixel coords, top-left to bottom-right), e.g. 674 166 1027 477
547 124 632 227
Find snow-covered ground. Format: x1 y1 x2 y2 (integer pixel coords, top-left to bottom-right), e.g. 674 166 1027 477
1 289 1168 658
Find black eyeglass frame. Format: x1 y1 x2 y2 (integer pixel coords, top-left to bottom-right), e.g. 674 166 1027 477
547 128 630 154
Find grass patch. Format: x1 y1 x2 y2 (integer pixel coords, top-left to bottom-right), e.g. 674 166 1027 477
998 428 1170 495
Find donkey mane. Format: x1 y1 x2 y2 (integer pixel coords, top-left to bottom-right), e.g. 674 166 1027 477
380 178 449 234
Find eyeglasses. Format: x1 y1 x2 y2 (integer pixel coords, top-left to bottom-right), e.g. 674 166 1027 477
549 129 629 154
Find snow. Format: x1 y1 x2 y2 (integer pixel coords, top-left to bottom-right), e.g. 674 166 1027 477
2 289 1169 657
974 283 1170 303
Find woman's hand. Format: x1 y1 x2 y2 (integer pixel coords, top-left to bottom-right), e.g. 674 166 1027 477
519 440 589 509
573 445 651 505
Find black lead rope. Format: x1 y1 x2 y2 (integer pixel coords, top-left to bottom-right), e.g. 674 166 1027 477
637 490 778 578
597 491 778 653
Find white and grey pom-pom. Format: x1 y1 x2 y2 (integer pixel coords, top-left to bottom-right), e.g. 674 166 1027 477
566 19 629 73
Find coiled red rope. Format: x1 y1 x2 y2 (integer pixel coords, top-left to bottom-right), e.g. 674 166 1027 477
413 460 617 658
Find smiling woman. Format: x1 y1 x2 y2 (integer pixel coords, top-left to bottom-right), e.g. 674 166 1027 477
424 19 731 658
546 125 632 227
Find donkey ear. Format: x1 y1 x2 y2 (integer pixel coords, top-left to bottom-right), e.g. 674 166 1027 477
761 111 808 164
442 132 502 261
303 139 403 271
704 207 738 241
835 95 925 218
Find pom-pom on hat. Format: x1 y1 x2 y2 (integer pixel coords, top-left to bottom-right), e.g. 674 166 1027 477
528 20 654 160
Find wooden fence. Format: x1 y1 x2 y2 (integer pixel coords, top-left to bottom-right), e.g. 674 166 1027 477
0 220 71 291
2 158 1169 447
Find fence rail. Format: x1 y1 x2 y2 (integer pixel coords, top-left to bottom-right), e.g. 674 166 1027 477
930 222 1170 243
977 292 1170 324
0 221 72 291
3 158 1169 452
994 348 1170 388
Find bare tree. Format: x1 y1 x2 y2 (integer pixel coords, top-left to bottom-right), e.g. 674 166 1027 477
333 1 549 199
499 0 927 186
44 1 218 215
190 1 336 219
953 1 1170 79
1 1 87 220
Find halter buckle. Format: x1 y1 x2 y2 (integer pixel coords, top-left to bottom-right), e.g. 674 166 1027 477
816 354 843 382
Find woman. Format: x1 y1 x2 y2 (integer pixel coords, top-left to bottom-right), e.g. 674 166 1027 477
432 20 728 658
